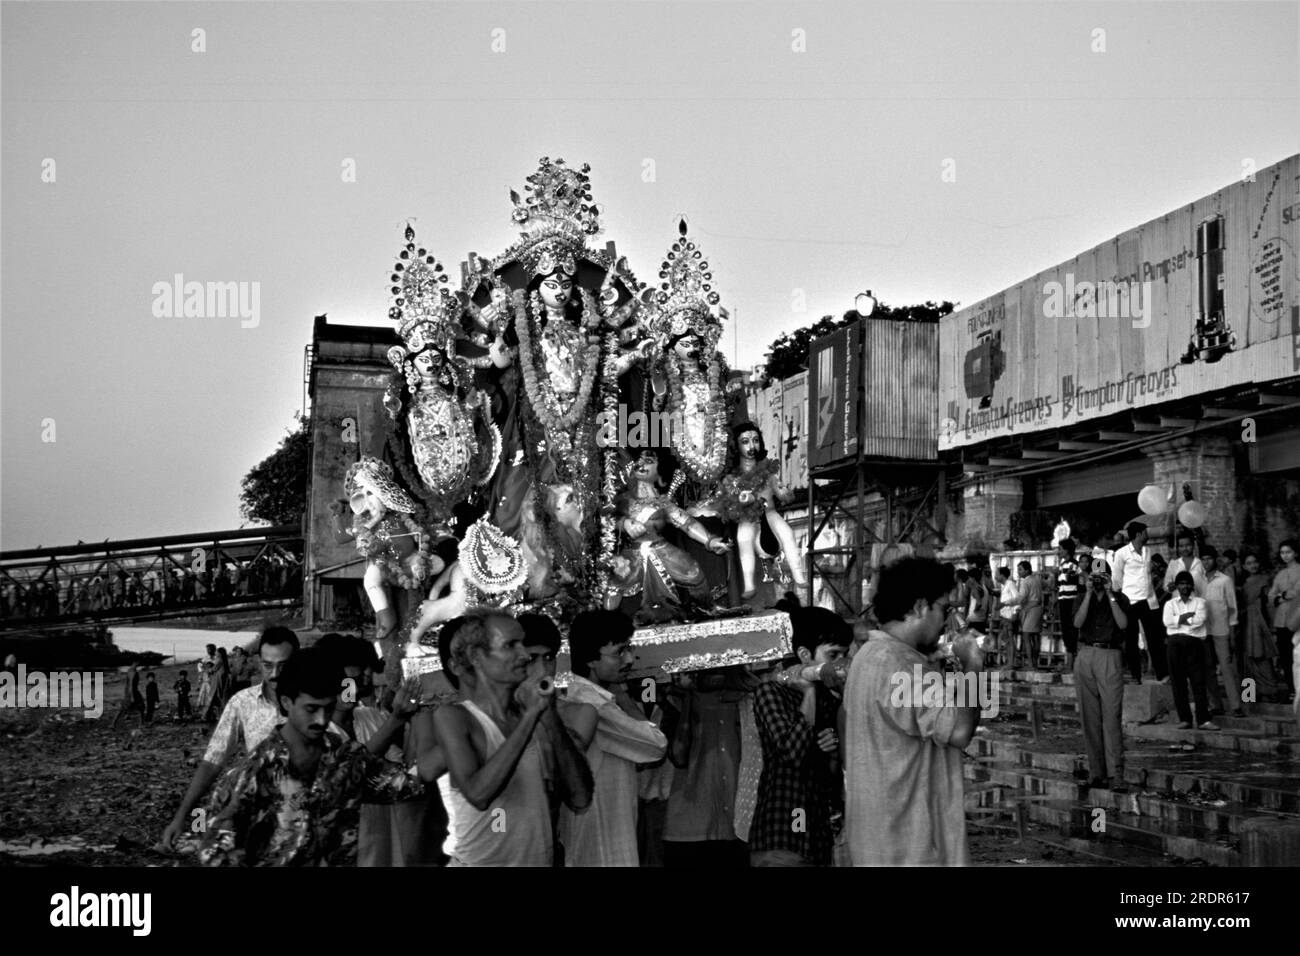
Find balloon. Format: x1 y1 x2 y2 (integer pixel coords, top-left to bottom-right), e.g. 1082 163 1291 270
1137 484 1167 516
1177 500 1207 529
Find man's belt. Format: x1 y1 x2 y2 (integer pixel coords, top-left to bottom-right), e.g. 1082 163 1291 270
1079 640 1122 649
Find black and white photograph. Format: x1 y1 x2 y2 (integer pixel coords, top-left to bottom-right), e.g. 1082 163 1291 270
1 0 1297 933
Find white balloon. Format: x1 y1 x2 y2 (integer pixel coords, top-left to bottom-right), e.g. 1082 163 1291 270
1137 484 1167 516
1177 500 1207 529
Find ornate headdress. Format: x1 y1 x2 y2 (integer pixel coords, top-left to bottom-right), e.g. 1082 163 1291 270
494 157 601 280
385 224 463 378
344 456 418 515
646 218 724 351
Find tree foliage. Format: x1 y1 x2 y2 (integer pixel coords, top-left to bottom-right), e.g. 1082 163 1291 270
762 300 956 382
240 415 311 527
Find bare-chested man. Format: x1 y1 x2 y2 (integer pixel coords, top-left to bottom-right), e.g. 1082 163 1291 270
433 611 592 866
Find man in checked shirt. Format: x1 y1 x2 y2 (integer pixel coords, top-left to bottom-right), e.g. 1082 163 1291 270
749 607 853 866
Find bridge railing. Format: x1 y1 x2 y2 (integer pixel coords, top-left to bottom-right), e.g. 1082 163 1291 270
0 526 303 628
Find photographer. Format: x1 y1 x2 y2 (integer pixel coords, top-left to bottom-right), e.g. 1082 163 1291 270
1072 564 1130 790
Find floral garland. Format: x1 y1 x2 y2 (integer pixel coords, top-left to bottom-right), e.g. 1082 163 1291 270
357 513 430 590
513 291 602 440
713 458 781 524
666 352 728 484
597 329 621 599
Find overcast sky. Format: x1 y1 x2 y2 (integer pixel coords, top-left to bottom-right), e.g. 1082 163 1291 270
2 1 1296 550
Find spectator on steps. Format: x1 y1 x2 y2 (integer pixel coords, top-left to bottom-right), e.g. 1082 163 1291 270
1072 561 1129 791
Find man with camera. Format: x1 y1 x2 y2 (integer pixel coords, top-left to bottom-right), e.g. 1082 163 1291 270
1072 564 1130 790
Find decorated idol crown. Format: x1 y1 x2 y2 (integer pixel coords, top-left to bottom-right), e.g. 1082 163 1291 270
385 224 463 372
345 456 418 515
645 218 724 351
495 157 602 280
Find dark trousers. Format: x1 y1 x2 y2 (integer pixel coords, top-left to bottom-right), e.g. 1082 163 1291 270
1123 600 1167 680
176 695 191 719
1058 600 1078 656
1167 634 1209 725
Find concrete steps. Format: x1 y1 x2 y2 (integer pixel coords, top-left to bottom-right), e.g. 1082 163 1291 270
963 688 1300 865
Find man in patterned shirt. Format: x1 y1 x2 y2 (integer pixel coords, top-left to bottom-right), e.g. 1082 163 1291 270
749 607 852 866
161 627 299 850
190 647 422 866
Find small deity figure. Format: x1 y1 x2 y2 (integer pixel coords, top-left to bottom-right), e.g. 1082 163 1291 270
382 225 499 524
605 447 732 624
340 456 432 651
644 218 731 489
709 422 807 599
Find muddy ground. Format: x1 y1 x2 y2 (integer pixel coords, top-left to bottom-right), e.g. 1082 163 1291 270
2 666 1142 868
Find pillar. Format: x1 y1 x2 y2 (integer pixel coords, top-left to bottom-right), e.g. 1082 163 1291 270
960 477 1024 553
1143 435 1238 548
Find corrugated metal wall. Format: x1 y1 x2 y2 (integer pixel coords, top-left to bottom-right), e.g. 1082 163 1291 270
862 319 938 460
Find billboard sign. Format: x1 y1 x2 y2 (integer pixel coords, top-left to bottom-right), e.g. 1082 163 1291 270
938 155 1300 450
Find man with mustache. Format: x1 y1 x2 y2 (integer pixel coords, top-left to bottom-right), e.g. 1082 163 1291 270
189 648 423 866
161 626 299 850
560 610 668 866
435 611 593 866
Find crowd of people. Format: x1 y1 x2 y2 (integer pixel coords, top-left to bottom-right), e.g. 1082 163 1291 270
941 532 1299 706
147 539 1298 867
943 526 1299 792
111 643 262 728
0 552 302 621
156 557 1001 866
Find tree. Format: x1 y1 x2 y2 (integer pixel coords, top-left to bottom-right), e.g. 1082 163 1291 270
240 415 311 527
762 299 956 382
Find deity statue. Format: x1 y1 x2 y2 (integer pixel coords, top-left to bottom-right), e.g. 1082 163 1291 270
643 218 732 492
605 447 732 624
381 225 500 527
341 456 433 653
708 423 807 599
467 157 650 602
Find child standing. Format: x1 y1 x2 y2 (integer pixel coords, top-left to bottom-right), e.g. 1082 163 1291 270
173 670 192 721
145 672 160 723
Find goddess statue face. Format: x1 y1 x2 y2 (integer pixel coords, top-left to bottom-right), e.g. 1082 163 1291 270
631 450 661 485
412 346 445 380
538 271 575 311
737 429 763 461
671 333 702 361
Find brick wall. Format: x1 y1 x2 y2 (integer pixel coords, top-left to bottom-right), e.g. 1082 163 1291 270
1145 435 1237 548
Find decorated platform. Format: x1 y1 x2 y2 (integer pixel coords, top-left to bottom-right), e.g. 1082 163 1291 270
402 609 792 686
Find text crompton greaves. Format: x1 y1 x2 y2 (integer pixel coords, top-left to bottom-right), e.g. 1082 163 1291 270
50 886 151 936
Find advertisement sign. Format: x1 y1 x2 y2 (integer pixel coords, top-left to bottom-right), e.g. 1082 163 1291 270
938 155 1300 450
807 322 861 467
